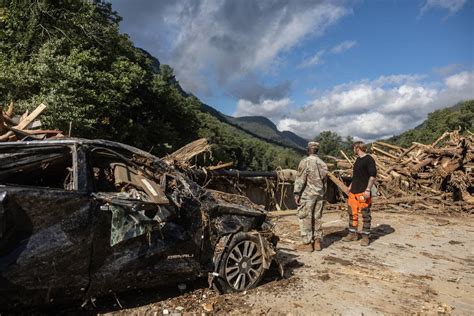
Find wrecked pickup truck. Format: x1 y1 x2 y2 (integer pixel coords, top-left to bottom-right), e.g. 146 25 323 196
0 138 279 309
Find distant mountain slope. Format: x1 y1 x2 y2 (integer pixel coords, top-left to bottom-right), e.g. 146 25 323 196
225 116 307 151
387 100 473 147
281 130 309 148
199 104 307 152
139 49 308 153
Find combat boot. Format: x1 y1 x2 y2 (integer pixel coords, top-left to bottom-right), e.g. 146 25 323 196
360 235 370 246
313 239 322 251
296 243 314 253
342 232 358 242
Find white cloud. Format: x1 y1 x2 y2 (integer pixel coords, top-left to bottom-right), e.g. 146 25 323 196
299 50 325 68
421 0 467 15
444 71 473 89
330 40 356 54
235 98 291 119
112 0 351 96
372 74 427 86
276 70 474 141
299 40 357 68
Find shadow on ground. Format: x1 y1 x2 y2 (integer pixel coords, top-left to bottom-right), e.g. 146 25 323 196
322 228 346 249
370 224 395 242
321 223 395 249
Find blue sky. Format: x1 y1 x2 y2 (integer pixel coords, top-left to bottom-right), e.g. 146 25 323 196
111 0 473 140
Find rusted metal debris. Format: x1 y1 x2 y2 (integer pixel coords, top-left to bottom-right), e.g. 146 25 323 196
0 138 280 310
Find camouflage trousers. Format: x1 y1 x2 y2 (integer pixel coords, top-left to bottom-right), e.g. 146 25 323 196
297 197 325 244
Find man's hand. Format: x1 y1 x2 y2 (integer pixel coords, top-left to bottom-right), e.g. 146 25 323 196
294 194 301 206
363 190 371 199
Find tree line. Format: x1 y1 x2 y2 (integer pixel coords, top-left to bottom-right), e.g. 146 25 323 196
1 1 471 170
0 0 302 170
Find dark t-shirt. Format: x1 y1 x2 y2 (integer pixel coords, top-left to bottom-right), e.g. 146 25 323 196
350 155 377 194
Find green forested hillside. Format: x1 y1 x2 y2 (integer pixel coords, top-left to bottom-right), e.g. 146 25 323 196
0 0 301 170
225 116 307 151
388 100 473 147
200 102 307 152
197 112 301 170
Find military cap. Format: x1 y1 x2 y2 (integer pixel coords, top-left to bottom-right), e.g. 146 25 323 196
307 141 319 149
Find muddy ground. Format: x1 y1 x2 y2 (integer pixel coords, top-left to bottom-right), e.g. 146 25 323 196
83 209 473 315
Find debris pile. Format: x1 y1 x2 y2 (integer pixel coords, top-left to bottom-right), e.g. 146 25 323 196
331 130 474 213
159 138 297 211
155 134 474 214
0 102 63 142
163 138 211 169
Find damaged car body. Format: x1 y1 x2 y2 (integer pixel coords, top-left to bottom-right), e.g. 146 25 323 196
0 139 279 309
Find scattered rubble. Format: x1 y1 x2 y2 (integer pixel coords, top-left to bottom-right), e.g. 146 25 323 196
172 131 473 216
97 211 473 315
0 138 280 310
329 130 474 214
0 102 63 141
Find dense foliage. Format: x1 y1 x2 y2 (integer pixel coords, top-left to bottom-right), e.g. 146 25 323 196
198 111 301 170
0 0 301 170
388 100 474 147
314 131 354 158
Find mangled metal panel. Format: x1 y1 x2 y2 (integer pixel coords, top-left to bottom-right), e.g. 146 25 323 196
94 191 173 246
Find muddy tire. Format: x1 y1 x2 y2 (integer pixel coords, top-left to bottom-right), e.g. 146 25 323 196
214 232 266 293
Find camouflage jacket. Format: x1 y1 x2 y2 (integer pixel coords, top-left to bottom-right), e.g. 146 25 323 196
294 154 328 199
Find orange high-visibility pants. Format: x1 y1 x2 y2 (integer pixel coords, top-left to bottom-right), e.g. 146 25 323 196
347 192 372 234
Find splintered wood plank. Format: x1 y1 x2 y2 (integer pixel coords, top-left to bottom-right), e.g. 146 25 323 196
375 141 404 152
372 146 399 160
163 138 211 166
340 150 354 167
15 103 47 130
5 101 14 118
327 172 349 195
206 161 234 171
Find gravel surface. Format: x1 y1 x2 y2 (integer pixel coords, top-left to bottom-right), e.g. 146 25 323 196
78 210 473 315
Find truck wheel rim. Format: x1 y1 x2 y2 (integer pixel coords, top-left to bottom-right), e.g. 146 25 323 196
225 240 263 290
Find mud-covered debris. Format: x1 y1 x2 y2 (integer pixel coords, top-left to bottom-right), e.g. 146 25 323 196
0 138 280 310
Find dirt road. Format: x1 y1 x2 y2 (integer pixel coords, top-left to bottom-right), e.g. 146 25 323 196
99 210 473 315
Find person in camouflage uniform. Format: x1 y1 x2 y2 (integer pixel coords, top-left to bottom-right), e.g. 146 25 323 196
293 142 328 252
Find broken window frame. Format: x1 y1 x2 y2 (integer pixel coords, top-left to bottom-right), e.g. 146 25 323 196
86 146 171 246
0 143 82 191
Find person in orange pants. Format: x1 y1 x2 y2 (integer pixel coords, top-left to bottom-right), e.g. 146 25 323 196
343 141 376 246
347 192 372 240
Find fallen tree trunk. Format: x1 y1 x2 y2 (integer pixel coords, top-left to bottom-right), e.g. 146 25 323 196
163 138 211 167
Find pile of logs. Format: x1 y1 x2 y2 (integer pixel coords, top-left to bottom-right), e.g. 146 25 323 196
331 130 474 213
163 135 473 214
0 102 63 142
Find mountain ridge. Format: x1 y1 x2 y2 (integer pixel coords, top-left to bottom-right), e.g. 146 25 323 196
141 50 307 151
